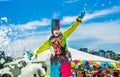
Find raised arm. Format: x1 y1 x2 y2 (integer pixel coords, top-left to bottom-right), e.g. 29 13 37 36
63 12 85 38
35 40 51 55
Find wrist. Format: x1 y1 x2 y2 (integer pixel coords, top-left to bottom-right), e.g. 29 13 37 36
76 18 82 22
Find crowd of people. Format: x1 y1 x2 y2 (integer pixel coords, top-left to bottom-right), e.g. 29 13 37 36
71 64 120 77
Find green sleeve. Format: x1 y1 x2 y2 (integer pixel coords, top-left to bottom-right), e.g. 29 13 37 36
36 40 51 55
63 18 82 38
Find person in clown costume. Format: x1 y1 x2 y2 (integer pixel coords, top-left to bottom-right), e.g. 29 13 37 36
33 12 85 77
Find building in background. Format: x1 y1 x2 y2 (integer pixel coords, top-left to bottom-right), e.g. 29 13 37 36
79 48 120 61
79 48 88 52
99 50 105 57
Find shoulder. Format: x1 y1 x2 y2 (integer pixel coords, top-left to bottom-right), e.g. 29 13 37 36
49 35 54 40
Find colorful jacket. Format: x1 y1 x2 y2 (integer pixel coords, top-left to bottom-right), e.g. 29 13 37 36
36 18 82 55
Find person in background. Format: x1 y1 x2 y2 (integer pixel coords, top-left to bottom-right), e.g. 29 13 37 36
32 12 85 77
33 74 39 77
2 73 12 77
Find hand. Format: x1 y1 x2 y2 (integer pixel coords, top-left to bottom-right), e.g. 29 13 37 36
78 11 85 19
35 54 37 59
31 53 38 60
28 52 33 60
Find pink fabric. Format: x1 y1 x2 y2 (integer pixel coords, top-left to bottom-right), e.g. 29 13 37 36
60 61 72 77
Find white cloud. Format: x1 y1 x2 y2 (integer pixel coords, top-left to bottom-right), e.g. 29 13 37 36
69 20 120 41
2 32 50 57
0 23 51 57
61 16 76 24
61 6 120 24
65 0 78 3
67 20 120 51
15 6 120 30
1 17 8 22
17 18 51 30
83 6 120 21
0 28 9 48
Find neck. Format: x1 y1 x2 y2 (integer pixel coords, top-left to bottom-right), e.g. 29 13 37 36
52 32 62 37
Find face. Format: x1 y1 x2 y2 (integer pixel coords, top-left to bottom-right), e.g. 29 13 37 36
53 29 60 36
80 64 84 69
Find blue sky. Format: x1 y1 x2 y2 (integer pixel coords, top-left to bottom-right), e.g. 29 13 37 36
0 0 120 57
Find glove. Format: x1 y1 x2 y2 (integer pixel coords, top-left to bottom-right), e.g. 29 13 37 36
77 11 85 22
28 52 33 60
78 11 85 19
28 52 37 60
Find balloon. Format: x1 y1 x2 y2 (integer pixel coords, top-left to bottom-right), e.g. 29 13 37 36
85 61 89 65
73 60 78 64
94 70 98 75
109 63 113 68
82 61 89 69
103 62 109 67
112 63 116 67
80 60 83 64
100 63 104 70
96 62 100 68
114 66 117 70
88 61 93 66
89 65 94 70
78 60 80 63
71 61 76 68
